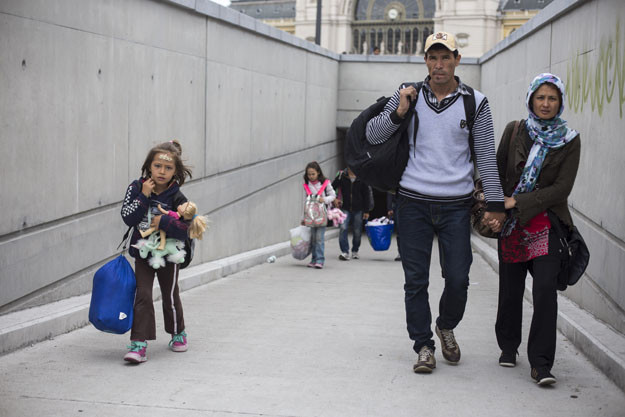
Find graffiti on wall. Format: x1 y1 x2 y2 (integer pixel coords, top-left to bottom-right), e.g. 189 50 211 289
566 21 625 118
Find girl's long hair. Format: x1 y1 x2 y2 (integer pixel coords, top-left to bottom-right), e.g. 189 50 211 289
179 201 209 240
303 161 327 184
141 139 193 185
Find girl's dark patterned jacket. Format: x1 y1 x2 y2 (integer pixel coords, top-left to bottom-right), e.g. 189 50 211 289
121 178 189 259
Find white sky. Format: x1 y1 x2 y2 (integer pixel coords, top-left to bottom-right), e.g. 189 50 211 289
211 0 232 6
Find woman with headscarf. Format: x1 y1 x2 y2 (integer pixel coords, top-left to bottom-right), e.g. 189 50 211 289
489 73 580 386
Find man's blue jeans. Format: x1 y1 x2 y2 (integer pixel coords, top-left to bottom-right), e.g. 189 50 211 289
396 195 473 353
339 210 363 254
310 226 326 264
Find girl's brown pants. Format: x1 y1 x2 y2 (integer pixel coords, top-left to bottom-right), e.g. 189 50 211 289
130 258 185 341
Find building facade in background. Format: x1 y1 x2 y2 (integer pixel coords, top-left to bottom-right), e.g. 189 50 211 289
230 0 553 56
500 0 551 38
230 0 297 34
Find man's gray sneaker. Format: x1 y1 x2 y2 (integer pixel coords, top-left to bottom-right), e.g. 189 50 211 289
338 253 350 260
435 325 461 363
413 346 436 373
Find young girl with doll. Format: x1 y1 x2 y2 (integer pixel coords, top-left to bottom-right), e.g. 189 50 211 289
120 140 206 363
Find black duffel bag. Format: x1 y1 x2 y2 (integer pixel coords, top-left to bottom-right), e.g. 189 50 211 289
344 82 421 192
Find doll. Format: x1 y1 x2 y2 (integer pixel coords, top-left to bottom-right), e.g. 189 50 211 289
140 201 207 250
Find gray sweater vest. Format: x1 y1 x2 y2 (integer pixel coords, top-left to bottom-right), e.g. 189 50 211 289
399 90 485 198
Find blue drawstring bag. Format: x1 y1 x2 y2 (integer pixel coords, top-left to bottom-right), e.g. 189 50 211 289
366 223 395 251
89 254 136 334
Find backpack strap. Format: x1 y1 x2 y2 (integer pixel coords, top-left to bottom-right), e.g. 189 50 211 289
462 86 477 162
117 226 133 251
317 179 330 196
303 183 313 196
511 120 521 143
399 81 423 117
399 82 423 154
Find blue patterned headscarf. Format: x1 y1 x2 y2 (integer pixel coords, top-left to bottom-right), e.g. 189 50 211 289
502 73 578 235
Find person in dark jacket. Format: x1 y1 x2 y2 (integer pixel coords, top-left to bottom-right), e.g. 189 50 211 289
332 168 373 260
491 73 581 387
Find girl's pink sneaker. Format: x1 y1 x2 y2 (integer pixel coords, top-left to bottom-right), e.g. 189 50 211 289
169 331 188 352
124 341 147 363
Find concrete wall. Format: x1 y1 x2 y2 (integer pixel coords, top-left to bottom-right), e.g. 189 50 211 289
480 0 625 333
0 0 341 313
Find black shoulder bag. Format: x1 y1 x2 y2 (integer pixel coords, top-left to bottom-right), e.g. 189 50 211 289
547 211 590 291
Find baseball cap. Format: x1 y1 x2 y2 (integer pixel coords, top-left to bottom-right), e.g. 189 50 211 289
424 31 458 53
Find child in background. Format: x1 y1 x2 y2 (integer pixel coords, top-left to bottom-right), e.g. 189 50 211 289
301 161 336 269
332 168 373 260
120 140 193 363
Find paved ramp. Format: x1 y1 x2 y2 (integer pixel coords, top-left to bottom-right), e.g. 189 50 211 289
1 238 624 416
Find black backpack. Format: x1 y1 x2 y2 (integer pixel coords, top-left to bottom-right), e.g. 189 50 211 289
344 82 477 192
344 82 420 192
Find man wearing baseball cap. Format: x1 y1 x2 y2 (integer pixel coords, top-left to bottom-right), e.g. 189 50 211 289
365 31 506 374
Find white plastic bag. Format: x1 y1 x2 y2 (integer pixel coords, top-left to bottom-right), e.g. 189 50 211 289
290 226 312 260
366 216 393 226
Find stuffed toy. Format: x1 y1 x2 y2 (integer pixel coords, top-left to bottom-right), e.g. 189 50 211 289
327 207 347 227
132 232 186 269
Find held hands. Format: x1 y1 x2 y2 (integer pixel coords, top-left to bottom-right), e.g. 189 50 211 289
333 199 342 208
482 211 506 233
482 197 516 233
363 213 370 220
396 86 418 118
142 178 155 197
